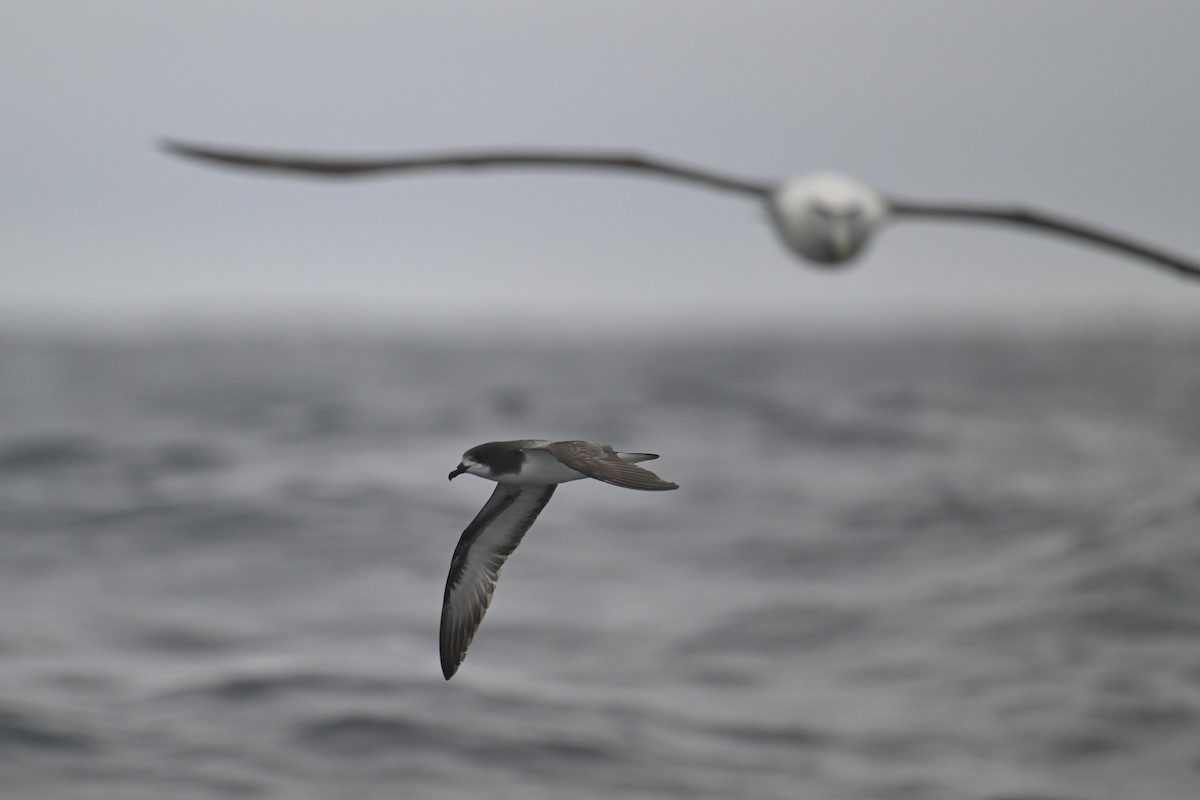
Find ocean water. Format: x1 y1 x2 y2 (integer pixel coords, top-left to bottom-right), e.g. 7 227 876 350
1 329 1198 800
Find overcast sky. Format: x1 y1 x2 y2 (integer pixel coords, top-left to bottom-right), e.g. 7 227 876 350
4 1 1199 334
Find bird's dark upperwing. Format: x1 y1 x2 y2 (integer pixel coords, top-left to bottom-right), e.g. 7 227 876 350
542 441 679 491
161 140 774 199
885 198 1200 280
440 483 556 679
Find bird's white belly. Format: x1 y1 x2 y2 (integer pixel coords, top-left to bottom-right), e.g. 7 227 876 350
498 450 586 485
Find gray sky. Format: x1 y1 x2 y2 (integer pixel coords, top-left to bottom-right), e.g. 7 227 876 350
4 1 1200 334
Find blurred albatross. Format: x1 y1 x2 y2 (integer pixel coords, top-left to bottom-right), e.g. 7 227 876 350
162 140 1200 281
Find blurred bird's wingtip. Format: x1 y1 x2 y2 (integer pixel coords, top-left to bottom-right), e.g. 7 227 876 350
160 138 206 159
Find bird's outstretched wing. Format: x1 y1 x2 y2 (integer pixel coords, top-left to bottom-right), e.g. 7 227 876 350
885 197 1200 280
161 140 774 198
440 484 556 679
541 441 679 491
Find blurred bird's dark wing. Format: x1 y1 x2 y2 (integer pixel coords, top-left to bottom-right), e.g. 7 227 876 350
440 484 556 679
161 140 774 199
540 441 679 491
885 197 1200 280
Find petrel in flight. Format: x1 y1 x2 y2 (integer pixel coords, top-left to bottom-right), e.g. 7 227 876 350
442 439 677 679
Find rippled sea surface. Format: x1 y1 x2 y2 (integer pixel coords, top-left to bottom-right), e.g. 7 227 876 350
1 329 1198 800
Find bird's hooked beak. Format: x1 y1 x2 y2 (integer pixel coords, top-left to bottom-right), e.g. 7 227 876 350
448 464 468 481
830 220 856 261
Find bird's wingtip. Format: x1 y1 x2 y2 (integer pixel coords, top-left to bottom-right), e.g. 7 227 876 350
440 656 458 680
159 139 216 160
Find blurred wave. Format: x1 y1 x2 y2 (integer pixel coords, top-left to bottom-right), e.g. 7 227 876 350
0 331 1197 799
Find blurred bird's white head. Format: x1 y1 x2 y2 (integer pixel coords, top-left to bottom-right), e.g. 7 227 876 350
769 172 888 266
